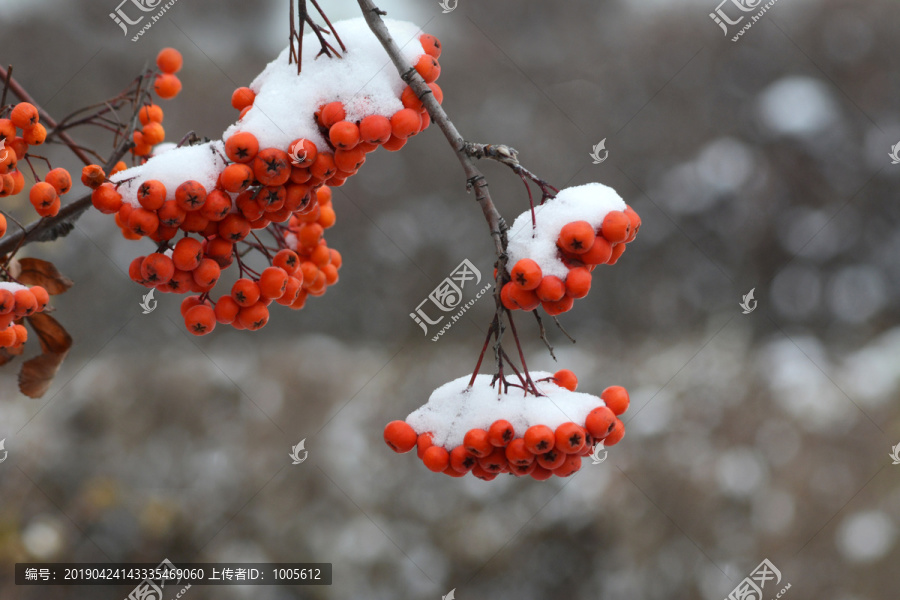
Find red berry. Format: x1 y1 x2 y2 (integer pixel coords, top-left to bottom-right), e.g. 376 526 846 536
504 438 534 466
604 418 625 446
487 419 515 447
523 424 555 454
555 422 586 454
383 420 417 453
552 369 577 391
463 428 492 457
422 445 450 472
510 258 542 290
558 221 596 254
585 406 616 439
601 211 631 243
601 385 630 415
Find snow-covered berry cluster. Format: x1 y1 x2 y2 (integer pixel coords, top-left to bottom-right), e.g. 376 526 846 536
502 183 641 316
0 282 49 349
384 370 630 481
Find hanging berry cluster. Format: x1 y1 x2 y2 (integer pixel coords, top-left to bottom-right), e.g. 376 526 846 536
0 282 49 349
384 370 631 481
82 20 443 336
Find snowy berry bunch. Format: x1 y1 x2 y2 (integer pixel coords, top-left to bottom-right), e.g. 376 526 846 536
0 282 49 349
84 20 441 336
384 370 630 481
501 183 641 316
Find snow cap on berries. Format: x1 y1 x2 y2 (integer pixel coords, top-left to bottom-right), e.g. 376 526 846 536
506 182 627 279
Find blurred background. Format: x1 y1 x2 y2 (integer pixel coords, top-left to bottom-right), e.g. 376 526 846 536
1 0 899 598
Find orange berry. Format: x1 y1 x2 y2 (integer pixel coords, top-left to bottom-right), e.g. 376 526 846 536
328 120 360 150
488 420 515 447
175 180 207 211
0 213 6 237
506 283 540 311
141 121 165 146
552 454 583 477
471 464 497 481
429 82 444 105
185 304 216 336
553 369 578 391
536 275 566 302
44 168 72 195
558 221 596 254
542 295 574 316
154 73 182 99
0 327 15 348
0 174 13 197
401 85 423 111
415 432 435 459
180 295 206 317
414 55 441 83
10 102 39 129
225 131 259 163
585 406 617 439
193 258 221 289
463 428 492 458
419 33 442 58
565 267 591 299
510 258 542 290
199 189 232 222
253 148 291 186
221 163 253 193
29 182 57 211
288 138 317 168
310 152 336 180
237 301 269 330
321 263 339 285
601 385 630 416
9 170 24 195
477 448 508 474
329 249 342 269
422 445 450 472
22 124 46 146
318 102 345 128
12 323 27 346
624 205 641 242
390 108 421 139
359 115 392 144
276 276 303 306
381 135 407 151
604 418 625 446
317 204 336 229
31 285 49 312
580 236 612 265
156 47 183 74
172 237 203 271
137 179 166 210
383 420 417 453
536 448 566 470
138 104 164 125
213 295 240 324
601 211 631 244
231 278 260 307
449 445 477 473
333 147 365 173
272 249 300 276
231 87 256 111
155 200 184 227
81 164 106 189
0 119 15 142
13 288 38 317
258 266 288 300
0 289 13 314
141 253 175 285
511 461 537 477
607 243 626 265
505 439 534 466
555 422 586 454
523 424 555 454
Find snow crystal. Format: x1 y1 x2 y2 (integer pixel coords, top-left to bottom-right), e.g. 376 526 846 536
506 183 627 279
406 372 605 449
111 141 226 206
0 281 28 293
111 17 425 202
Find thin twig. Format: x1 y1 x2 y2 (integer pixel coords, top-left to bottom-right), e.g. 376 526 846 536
533 310 556 360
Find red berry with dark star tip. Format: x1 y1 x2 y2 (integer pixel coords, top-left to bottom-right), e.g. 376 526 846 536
523 424 555 454
558 221 596 254
510 258 542 290
477 448 508 474
505 438 534 466
585 406 617 440
555 422 586 454
488 419 515 447
536 448 566 470
530 465 553 481
383 420 417 453
604 418 626 446
552 454 582 478
184 304 216 336
450 445 477 473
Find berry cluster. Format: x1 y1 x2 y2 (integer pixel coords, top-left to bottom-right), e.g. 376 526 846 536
0 101 73 219
88 31 442 336
384 370 630 481
502 205 641 316
0 282 49 349
131 48 183 158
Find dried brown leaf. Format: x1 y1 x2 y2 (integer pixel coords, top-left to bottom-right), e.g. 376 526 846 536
15 258 74 295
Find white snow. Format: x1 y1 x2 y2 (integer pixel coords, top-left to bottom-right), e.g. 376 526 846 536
111 17 425 203
506 183 627 279
111 141 227 207
0 281 28 293
406 372 606 449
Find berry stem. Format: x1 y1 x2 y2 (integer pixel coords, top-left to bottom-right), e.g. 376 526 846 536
468 315 498 388
532 310 557 361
